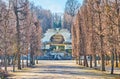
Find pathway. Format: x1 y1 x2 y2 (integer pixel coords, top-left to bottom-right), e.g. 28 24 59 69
7 60 120 79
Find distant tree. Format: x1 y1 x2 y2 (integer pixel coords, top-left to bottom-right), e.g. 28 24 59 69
53 13 62 29
63 13 72 30
65 0 80 17
64 0 80 31
30 3 52 33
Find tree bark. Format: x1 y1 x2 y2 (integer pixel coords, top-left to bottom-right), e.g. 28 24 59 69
115 52 118 67
90 55 92 68
78 56 81 65
30 53 34 66
4 53 7 72
36 56 38 64
93 54 97 67
26 54 29 67
13 54 17 72
101 54 105 71
76 56 78 64
13 57 15 72
22 55 24 68
8 56 11 65
111 51 114 74
30 44 34 66
84 55 88 67
14 3 21 70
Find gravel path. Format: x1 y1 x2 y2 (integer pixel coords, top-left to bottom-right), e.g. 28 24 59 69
7 60 120 79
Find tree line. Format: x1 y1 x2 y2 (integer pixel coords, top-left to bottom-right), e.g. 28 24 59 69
0 0 42 72
72 0 120 74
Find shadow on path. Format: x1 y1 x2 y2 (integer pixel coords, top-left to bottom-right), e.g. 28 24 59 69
7 60 120 79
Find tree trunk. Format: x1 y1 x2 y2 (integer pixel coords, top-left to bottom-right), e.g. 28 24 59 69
115 52 118 67
100 34 105 71
33 55 35 65
4 25 8 72
106 55 109 65
18 53 21 70
101 54 105 71
98 57 100 64
0 57 1 69
13 54 17 72
80 56 83 65
26 54 29 67
1 56 4 66
30 49 34 66
30 54 33 66
76 56 78 64
84 55 88 67
80 58 82 65
11 57 13 65
22 55 24 68
36 59 38 64
36 56 38 64
13 57 15 72
8 56 11 65
78 56 80 65
111 52 114 74
90 55 92 68
93 54 97 67
105 55 107 65
4 54 7 72
97 2 105 71
14 5 21 70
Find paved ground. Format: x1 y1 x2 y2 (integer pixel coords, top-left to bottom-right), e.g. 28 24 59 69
7 60 120 79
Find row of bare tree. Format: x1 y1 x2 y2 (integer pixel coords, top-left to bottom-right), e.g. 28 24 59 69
72 0 120 74
0 0 42 72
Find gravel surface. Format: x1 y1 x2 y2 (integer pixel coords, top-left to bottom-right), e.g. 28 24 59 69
7 60 120 79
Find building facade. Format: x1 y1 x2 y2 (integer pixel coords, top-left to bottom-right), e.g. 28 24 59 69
41 28 72 59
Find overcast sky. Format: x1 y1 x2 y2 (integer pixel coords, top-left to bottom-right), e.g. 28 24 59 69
29 0 83 13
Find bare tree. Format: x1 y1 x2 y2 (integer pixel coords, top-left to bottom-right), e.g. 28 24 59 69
73 0 120 74
64 0 80 31
12 0 30 70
